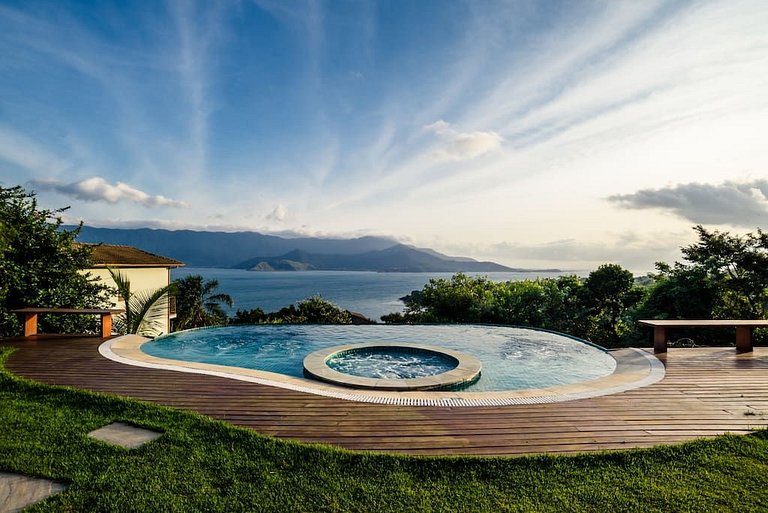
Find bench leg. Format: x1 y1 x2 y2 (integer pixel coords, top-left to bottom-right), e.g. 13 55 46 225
736 326 753 353
653 327 667 353
23 313 38 337
101 313 113 338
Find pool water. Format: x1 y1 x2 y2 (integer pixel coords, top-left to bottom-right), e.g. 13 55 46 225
326 347 459 379
142 325 616 392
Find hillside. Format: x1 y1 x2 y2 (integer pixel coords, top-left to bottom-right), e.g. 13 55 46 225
72 226 534 272
233 244 516 272
72 226 396 267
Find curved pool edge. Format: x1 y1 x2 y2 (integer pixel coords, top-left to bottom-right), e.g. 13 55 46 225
99 335 665 407
303 342 482 390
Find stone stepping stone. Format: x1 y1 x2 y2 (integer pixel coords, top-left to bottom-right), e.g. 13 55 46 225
88 422 163 449
0 472 68 513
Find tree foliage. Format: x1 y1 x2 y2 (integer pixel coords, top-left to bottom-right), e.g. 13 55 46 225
0 185 111 337
681 225 768 318
582 264 645 341
232 296 352 325
173 275 233 330
383 226 768 347
385 272 643 345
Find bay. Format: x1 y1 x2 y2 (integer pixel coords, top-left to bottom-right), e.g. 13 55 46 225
172 268 578 321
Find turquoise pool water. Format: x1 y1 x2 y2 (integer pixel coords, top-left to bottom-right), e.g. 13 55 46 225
326 346 459 379
142 325 616 392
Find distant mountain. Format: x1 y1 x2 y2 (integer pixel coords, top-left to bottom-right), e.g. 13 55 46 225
234 244 516 272
72 226 538 272
72 226 397 267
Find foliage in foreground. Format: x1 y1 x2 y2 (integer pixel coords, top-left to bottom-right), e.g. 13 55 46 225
1 346 768 512
0 185 111 337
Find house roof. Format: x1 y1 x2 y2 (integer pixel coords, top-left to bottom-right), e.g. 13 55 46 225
77 243 185 268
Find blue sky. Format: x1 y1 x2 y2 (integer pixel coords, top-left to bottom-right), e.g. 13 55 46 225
1 0 767 271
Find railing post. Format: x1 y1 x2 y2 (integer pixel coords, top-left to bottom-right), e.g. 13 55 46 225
735 326 753 352
101 313 113 338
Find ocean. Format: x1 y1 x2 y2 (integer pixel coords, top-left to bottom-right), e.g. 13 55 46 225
171 268 577 321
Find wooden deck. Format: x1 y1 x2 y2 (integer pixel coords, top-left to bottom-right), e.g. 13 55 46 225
3 335 768 457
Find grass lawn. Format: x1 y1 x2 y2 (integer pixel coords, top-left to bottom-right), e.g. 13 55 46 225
1 347 767 512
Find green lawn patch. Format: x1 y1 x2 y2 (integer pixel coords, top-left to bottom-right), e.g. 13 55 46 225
1 346 767 512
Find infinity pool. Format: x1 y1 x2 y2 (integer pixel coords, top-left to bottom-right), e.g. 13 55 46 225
142 325 616 392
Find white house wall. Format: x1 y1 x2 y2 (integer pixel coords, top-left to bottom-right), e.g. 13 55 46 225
85 267 173 335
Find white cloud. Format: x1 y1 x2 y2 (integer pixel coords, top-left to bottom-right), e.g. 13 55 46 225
265 204 288 222
424 120 503 161
30 177 189 208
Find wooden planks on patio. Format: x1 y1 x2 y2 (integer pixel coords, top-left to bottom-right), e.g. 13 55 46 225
3 335 768 457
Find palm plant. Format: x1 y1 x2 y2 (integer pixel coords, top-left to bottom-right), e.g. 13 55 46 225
108 268 176 337
173 275 233 330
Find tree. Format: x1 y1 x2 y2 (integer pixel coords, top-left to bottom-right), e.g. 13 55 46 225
230 297 352 325
680 225 768 318
581 264 645 343
173 275 233 330
295 296 352 324
108 268 176 337
636 262 719 320
402 273 496 323
231 307 267 325
0 185 111 337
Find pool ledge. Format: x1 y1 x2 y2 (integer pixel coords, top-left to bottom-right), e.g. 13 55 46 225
303 343 482 391
100 335 665 407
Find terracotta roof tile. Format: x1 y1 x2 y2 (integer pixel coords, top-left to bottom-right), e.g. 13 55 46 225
76 243 184 268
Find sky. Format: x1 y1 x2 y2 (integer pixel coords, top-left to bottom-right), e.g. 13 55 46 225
1 0 767 272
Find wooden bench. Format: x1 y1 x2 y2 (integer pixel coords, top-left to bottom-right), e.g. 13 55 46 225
12 308 124 339
638 319 768 353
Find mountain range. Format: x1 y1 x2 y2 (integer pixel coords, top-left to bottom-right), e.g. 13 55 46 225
72 226 552 272
233 246 514 272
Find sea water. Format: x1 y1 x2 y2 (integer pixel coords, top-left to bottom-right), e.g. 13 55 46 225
171 268 575 321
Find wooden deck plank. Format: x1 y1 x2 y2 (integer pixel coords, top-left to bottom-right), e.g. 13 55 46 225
3 336 768 456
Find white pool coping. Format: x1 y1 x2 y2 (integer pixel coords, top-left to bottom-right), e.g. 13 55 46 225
100 335 665 407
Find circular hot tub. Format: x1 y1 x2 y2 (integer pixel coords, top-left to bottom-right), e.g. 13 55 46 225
303 342 482 391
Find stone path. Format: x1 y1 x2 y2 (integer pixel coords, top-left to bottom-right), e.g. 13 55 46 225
88 422 163 449
1 422 162 511
0 472 67 513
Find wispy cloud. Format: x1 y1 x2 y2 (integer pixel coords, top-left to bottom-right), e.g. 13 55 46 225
436 230 690 273
0 125 72 176
3 1 768 271
608 180 768 227
30 177 188 208
167 0 231 179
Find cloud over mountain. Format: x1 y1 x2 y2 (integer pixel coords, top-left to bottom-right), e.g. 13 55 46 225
30 177 188 208
608 180 768 227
